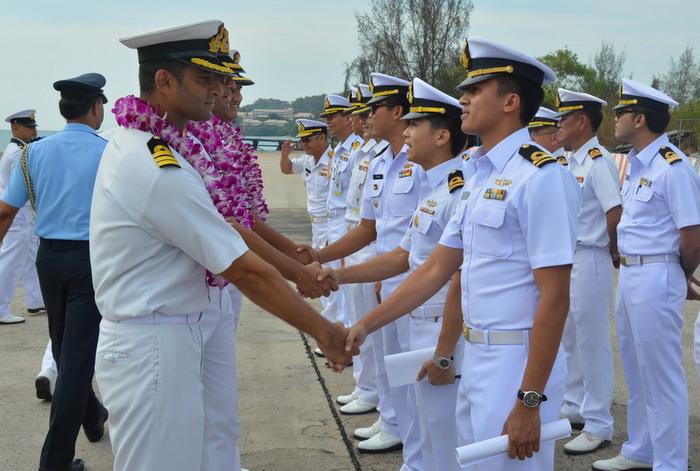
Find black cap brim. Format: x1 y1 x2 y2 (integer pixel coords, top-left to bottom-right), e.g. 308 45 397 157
456 73 500 90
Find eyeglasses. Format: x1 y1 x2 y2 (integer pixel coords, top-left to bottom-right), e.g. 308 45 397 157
369 103 397 114
614 108 637 119
300 135 320 143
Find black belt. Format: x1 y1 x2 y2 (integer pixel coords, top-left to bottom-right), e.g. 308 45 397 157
39 238 89 248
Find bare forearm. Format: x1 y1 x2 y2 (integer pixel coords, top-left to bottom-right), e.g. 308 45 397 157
358 246 462 333
221 252 329 340
280 154 293 174
251 216 299 257
339 247 409 284
680 226 700 279
0 202 19 242
319 219 376 263
234 222 301 281
435 272 464 358
520 267 571 393
606 206 621 254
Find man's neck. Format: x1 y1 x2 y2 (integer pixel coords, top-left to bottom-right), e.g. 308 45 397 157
570 131 595 153
311 146 327 162
479 119 522 153
383 126 408 156
632 131 663 154
66 119 96 130
141 93 188 130
335 129 352 143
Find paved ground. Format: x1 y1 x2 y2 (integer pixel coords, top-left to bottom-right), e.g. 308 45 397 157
0 151 698 470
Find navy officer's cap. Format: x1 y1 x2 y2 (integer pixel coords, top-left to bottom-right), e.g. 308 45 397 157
53 73 108 104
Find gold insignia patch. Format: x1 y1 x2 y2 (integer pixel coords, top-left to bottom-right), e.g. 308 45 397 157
588 148 603 159
352 141 361 150
419 206 435 215
639 177 651 187
557 156 569 166
483 188 507 200
328 150 335 158
407 84 414 104
399 168 413 178
519 144 556 168
462 151 471 161
146 137 179 169
659 146 681 165
208 24 229 54
495 178 512 186
426 199 438 208
324 97 331 110
448 170 464 193
460 40 470 70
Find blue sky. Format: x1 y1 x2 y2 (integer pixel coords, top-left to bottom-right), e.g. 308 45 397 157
1 0 698 130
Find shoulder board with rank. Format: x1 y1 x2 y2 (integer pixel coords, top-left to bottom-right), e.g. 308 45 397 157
10 138 25 149
588 147 603 160
519 144 556 168
461 150 471 161
557 156 568 166
658 146 681 165
351 140 361 150
448 170 464 193
328 150 335 158
146 137 180 169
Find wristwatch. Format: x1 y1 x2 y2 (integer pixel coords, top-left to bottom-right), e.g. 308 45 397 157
432 353 453 371
518 389 548 408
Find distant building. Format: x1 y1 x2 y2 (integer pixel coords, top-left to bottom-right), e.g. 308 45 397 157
251 108 295 120
263 119 289 126
242 118 263 126
294 112 314 119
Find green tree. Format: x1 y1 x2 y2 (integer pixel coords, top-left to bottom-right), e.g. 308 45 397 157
660 46 700 105
538 47 595 108
291 95 326 116
346 0 473 95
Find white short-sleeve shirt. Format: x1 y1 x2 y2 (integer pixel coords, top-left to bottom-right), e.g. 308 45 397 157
399 157 474 306
90 127 249 321
360 144 426 255
328 133 362 212
345 139 389 225
617 134 700 256
290 147 333 217
568 136 622 248
439 128 579 330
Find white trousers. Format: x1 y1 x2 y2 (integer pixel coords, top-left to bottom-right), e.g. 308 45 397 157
616 262 688 470
0 210 43 316
409 311 462 471
322 216 349 325
560 247 614 439
41 339 58 375
382 277 423 471
456 342 566 471
345 244 379 405
96 287 242 471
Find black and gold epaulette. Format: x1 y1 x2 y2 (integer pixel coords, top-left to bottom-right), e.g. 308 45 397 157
557 156 568 166
658 146 681 165
519 144 556 168
448 170 464 193
10 137 25 149
146 137 180 169
588 147 603 159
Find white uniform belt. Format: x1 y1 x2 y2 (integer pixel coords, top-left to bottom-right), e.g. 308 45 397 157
619 254 680 267
309 214 329 223
409 304 444 321
463 325 531 345
116 312 202 325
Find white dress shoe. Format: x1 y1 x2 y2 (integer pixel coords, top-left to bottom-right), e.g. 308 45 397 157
357 430 402 453
0 314 25 325
353 418 382 440
336 391 358 405
563 432 610 455
313 347 325 357
340 398 377 415
35 368 58 401
592 454 653 470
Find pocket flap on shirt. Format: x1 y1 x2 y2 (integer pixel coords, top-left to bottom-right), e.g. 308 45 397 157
393 175 415 194
633 185 653 202
469 204 506 229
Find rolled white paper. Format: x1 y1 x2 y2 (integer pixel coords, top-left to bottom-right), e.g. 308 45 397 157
384 347 435 387
455 418 572 467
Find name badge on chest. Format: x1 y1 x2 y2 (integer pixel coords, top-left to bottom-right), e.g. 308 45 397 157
483 188 507 201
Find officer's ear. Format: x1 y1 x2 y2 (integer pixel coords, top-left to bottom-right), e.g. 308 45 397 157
153 69 179 96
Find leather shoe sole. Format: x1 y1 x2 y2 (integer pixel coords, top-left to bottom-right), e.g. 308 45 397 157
84 407 108 442
357 442 403 454
564 439 610 455
70 459 85 471
35 376 52 401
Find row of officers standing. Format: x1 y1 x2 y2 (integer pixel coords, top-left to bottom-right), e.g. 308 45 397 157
0 18 698 471
280 37 700 471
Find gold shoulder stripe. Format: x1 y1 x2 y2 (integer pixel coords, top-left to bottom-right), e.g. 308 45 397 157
519 144 556 168
147 137 180 169
557 156 569 166
448 169 464 193
588 147 603 159
659 146 681 165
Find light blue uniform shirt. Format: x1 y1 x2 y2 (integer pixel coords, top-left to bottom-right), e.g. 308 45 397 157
617 134 700 257
0 123 107 240
439 128 580 330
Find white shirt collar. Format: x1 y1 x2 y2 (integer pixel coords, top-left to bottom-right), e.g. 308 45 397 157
628 134 668 167
572 136 600 164
425 157 461 189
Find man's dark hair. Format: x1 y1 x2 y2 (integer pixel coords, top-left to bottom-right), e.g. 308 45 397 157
426 115 468 155
381 95 410 117
139 60 188 95
579 108 604 133
633 106 670 134
58 94 101 120
494 75 544 126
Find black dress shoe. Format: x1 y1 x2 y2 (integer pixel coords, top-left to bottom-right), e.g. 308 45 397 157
70 459 85 471
27 307 47 315
84 406 108 443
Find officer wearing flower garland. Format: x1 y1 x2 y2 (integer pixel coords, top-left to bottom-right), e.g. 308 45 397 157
342 37 581 470
592 78 700 471
91 21 352 471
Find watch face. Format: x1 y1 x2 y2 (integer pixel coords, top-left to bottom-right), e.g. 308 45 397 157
523 392 540 408
438 358 450 369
